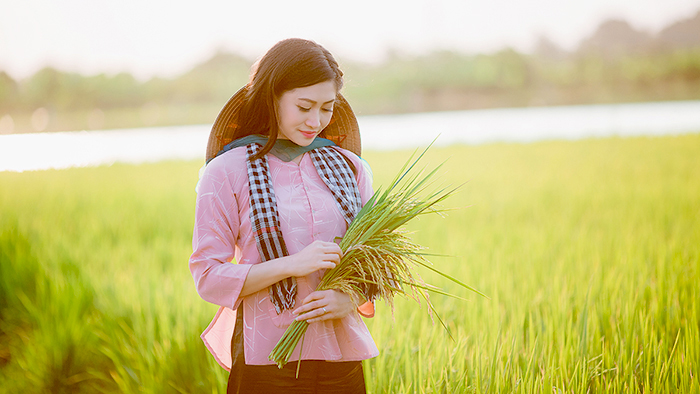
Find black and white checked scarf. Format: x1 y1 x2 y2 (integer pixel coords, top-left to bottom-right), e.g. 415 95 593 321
246 143 362 314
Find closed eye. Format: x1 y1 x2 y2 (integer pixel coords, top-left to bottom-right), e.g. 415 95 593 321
298 106 311 112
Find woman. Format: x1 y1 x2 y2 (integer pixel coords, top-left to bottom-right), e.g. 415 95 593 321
190 38 378 393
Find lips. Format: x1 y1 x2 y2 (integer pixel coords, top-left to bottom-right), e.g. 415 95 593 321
300 130 317 139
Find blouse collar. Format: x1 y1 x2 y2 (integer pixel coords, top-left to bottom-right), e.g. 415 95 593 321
210 135 337 163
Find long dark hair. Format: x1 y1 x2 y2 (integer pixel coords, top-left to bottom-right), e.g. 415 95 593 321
235 38 344 160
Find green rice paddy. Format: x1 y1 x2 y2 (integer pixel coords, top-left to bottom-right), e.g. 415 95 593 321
1 134 698 393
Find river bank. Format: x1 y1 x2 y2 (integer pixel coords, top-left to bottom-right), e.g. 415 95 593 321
2 100 699 172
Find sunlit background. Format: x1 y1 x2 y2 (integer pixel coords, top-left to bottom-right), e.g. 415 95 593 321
1 0 700 137
2 1 700 393
3 0 700 78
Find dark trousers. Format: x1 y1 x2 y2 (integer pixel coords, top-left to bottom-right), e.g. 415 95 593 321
227 359 366 394
227 308 367 394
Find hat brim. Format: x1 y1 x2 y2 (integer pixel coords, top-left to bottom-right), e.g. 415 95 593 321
206 86 361 162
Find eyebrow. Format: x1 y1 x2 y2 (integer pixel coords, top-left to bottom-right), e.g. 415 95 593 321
299 98 335 105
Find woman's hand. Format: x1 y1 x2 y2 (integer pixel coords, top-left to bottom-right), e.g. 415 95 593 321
240 241 341 297
293 290 354 323
286 240 342 278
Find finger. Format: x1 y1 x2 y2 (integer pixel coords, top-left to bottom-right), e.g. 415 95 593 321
319 250 340 263
308 261 335 275
306 307 333 323
301 290 334 306
300 291 325 305
295 305 330 321
293 301 319 315
321 242 342 255
317 241 338 250
293 294 327 315
330 245 342 257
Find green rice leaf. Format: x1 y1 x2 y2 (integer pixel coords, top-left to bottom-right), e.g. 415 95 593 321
269 143 484 367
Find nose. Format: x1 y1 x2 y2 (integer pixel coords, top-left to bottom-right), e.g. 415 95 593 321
305 110 321 129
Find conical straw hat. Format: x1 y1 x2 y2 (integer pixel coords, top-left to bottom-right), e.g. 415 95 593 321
206 86 361 162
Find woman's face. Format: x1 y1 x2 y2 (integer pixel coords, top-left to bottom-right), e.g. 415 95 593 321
276 80 336 146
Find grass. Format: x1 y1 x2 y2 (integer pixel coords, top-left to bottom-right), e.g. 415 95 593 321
1 134 699 393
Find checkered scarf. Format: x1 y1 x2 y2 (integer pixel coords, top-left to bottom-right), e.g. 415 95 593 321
246 143 362 314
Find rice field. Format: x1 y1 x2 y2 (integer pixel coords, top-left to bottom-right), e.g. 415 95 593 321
1 134 698 393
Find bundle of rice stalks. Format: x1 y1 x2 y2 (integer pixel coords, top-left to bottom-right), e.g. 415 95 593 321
269 145 486 369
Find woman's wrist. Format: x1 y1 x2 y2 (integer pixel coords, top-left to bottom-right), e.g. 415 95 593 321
240 256 294 297
277 254 297 278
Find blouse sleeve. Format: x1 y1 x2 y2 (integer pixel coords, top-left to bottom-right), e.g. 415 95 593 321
189 160 252 310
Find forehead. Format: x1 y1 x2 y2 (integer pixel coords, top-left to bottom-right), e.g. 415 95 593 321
281 80 337 103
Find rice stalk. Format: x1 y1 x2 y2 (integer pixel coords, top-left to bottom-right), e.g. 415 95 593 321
269 145 485 368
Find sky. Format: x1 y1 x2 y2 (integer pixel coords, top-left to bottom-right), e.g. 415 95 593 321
2 0 700 81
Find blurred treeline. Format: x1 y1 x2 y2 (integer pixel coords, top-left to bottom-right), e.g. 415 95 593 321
1 10 699 134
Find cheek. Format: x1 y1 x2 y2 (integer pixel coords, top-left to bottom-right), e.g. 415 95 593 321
321 113 333 129
278 105 298 127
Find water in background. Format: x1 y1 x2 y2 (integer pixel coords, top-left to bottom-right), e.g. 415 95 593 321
2 100 700 172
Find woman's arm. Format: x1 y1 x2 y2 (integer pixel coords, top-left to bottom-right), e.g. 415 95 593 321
190 160 251 309
239 240 342 297
192 154 357 310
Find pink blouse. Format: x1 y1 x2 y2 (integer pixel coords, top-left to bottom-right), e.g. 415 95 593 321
190 145 379 370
